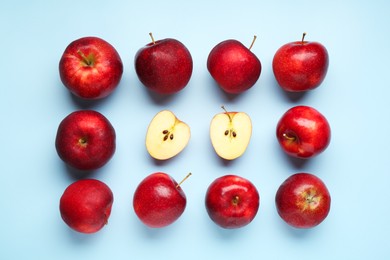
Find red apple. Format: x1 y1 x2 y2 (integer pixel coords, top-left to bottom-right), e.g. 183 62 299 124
272 33 329 92
205 175 259 229
276 105 331 159
59 179 114 234
134 33 193 95
59 36 123 99
275 173 331 229
133 172 191 228
55 110 116 171
207 36 261 94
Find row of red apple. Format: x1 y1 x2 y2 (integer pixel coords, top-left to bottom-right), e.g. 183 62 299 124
59 33 329 99
60 171 330 234
55 105 331 171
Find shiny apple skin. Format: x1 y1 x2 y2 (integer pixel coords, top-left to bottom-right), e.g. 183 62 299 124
59 36 123 99
276 106 331 159
272 40 328 92
275 173 331 229
207 39 261 94
133 172 187 228
59 179 114 234
205 175 260 229
134 39 193 95
55 110 116 171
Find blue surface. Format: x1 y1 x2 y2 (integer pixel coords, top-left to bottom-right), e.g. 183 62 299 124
1 0 389 259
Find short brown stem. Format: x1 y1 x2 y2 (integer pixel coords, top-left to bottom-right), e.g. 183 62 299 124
301 32 307 43
176 173 192 188
283 133 296 142
77 50 93 66
249 35 257 50
149 32 156 44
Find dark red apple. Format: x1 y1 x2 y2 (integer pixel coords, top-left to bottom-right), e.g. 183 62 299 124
272 33 329 92
134 33 193 95
205 175 259 229
276 105 331 159
59 179 114 234
133 172 190 228
59 36 123 99
207 36 261 94
275 173 331 229
55 110 116 171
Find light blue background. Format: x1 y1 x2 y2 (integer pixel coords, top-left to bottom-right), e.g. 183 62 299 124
1 0 389 259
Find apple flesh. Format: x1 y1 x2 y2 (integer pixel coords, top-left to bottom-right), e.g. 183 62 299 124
272 33 329 92
59 36 123 99
59 179 114 234
207 36 261 94
275 173 331 229
55 110 116 170
145 110 190 160
205 175 260 229
210 106 252 160
133 172 189 228
134 33 193 94
276 105 331 159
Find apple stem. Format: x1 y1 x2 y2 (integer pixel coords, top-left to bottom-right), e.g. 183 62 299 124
249 35 257 50
301 32 307 43
176 173 192 189
149 32 156 45
283 133 296 142
77 50 93 66
221 105 232 122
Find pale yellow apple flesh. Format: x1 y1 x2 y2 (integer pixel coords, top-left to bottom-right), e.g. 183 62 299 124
210 111 252 160
146 110 190 160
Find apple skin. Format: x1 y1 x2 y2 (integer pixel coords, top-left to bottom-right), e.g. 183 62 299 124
133 172 187 228
275 173 331 229
272 35 329 92
276 105 331 159
55 110 116 171
207 39 261 94
205 175 260 229
59 179 114 234
59 36 123 99
134 37 193 94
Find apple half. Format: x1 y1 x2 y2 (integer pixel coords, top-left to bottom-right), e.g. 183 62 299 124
210 106 252 160
146 110 190 160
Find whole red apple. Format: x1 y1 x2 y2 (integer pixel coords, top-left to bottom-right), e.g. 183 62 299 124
272 33 329 92
205 175 259 229
276 105 331 159
207 36 261 94
134 33 193 95
55 110 116 171
133 172 190 228
59 179 114 234
59 36 123 99
275 173 331 229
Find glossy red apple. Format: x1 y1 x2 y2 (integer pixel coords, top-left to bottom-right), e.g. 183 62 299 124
207 36 261 94
55 110 116 171
59 36 123 99
205 175 259 229
275 173 331 229
272 33 329 92
134 33 193 95
133 172 191 228
276 105 331 159
59 179 114 234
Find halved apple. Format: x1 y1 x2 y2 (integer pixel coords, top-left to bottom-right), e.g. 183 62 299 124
146 110 191 160
210 106 252 160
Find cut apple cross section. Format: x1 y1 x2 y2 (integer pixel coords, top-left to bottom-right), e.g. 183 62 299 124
146 110 191 160
210 106 252 160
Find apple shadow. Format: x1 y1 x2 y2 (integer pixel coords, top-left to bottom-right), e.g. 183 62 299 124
63 164 97 180
143 85 180 106
272 79 309 103
208 77 246 104
68 91 115 110
281 221 313 238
